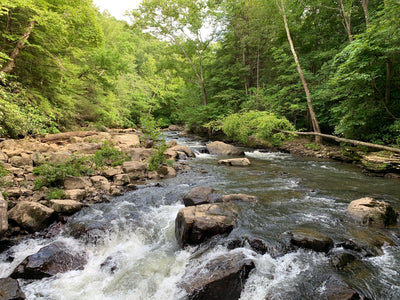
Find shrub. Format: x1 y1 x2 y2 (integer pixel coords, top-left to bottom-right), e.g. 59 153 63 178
48 188 66 200
91 142 129 167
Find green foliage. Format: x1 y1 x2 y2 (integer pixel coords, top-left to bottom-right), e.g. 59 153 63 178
0 163 9 178
91 142 129 168
33 156 93 190
48 188 66 200
221 110 295 145
305 143 321 151
147 143 168 172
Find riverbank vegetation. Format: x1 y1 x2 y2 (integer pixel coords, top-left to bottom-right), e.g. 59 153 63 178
1 0 399 148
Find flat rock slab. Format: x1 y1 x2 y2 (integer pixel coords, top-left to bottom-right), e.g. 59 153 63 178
8 201 55 232
347 197 397 227
0 277 26 300
64 176 92 190
11 241 87 279
49 199 84 215
180 252 255 300
220 193 258 203
290 228 334 253
206 141 243 156
175 203 237 248
218 158 251 167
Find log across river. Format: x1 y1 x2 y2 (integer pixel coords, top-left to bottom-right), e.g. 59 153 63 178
1 132 400 299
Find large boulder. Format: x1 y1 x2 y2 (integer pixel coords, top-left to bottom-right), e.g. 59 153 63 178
0 194 8 236
112 134 140 147
175 203 237 248
49 199 84 215
218 158 251 167
90 175 111 191
0 277 26 300
347 197 397 227
65 189 86 201
113 174 130 186
319 275 363 300
10 241 87 279
289 228 334 253
183 186 217 206
179 252 255 300
166 145 195 160
8 201 55 232
206 141 243 156
122 161 147 180
64 176 92 190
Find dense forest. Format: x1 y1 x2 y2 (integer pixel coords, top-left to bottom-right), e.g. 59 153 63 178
1 0 399 147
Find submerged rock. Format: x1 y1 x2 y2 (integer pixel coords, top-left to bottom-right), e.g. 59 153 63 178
319 275 364 300
206 141 243 156
8 201 55 232
179 252 255 300
220 193 258 203
218 158 251 167
347 197 397 227
0 277 26 300
289 228 334 253
10 241 87 279
175 203 237 248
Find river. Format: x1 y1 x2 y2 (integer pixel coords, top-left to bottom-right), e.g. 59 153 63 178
1 132 400 299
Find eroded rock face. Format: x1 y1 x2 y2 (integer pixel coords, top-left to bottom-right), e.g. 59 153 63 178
10 241 87 279
175 203 237 248
218 158 251 167
180 252 255 300
8 201 55 232
289 228 334 253
206 141 243 156
183 186 216 206
0 277 26 300
347 197 397 227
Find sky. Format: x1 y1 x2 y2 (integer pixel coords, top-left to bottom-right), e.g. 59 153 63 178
92 0 142 22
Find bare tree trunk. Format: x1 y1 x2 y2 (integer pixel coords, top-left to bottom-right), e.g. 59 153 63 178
361 0 369 27
275 0 322 143
340 0 353 42
242 48 249 95
1 20 35 74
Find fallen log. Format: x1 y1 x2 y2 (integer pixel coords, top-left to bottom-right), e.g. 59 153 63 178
278 130 400 154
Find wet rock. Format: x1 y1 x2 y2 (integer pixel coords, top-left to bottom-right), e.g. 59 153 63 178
206 141 244 156
0 277 26 299
347 197 397 227
8 201 55 232
100 254 120 274
65 189 86 201
289 229 334 253
67 221 109 244
157 165 177 178
218 158 251 167
220 193 258 203
319 275 363 300
64 176 92 190
183 186 216 206
0 193 8 236
49 199 84 215
91 175 111 191
179 252 255 300
330 250 358 271
113 174 130 186
10 241 87 279
166 145 195 160
175 203 237 248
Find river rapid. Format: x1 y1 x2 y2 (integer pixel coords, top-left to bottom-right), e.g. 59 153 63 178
1 132 400 299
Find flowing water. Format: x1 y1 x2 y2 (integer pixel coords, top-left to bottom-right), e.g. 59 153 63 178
1 132 400 299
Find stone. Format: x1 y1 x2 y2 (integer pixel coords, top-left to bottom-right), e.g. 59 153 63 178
218 158 251 167
220 194 258 203
0 150 8 162
10 241 87 279
347 197 397 227
290 228 334 253
113 174 130 186
179 252 255 300
64 176 92 190
8 201 55 232
9 154 33 168
0 277 26 300
319 275 363 300
49 199 84 214
48 151 72 163
112 134 140 147
168 145 195 158
175 203 237 248
206 141 244 156
126 148 153 162
168 125 184 131
101 166 122 178
0 194 8 236
157 165 177 178
91 175 111 191
65 189 86 201
330 251 357 271
122 161 147 173
183 186 216 206
65 142 102 154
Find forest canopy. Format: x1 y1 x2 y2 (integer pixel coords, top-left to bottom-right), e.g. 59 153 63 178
0 0 399 146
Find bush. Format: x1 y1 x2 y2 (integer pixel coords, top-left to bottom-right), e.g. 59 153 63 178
91 142 129 167
48 188 66 200
221 110 295 146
